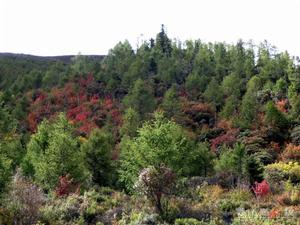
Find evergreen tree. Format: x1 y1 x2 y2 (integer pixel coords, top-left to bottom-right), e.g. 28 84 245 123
120 107 141 138
203 78 223 111
22 113 90 190
264 101 289 129
161 85 181 119
123 79 155 119
119 112 212 191
81 129 114 186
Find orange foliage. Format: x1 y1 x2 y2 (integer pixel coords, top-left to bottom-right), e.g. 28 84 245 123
275 99 288 113
281 143 300 162
268 208 281 219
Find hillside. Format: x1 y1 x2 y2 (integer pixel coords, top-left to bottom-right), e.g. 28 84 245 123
0 27 299 225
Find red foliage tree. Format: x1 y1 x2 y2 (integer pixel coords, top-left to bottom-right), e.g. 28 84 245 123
253 180 270 198
210 129 238 151
55 174 80 197
26 75 122 136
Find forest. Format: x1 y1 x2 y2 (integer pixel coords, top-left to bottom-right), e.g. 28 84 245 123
0 26 300 224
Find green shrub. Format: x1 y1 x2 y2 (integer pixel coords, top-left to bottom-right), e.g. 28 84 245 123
118 211 160 225
218 199 239 213
264 162 300 189
233 209 299 225
175 218 204 225
22 113 91 191
175 218 218 225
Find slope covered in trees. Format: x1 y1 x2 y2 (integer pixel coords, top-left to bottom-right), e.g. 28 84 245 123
0 26 300 224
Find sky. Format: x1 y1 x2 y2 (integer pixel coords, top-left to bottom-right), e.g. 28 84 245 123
1 0 300 57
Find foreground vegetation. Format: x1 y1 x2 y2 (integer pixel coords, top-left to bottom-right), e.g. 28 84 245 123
0 26 300 224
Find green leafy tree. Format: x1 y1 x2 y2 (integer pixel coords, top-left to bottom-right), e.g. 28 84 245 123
193 43 215 77
203 78 223 111
81 129 113 186
264 101 289 129
123 79 155 119
221 95 239 119
119 112 210 191
185 72 210 98
120 107 141 138
100 40 134 95
221 73 242 98
0 154 11 193
71 53 93 75
195 143 216 177
161 85 181 119
239 90 258 128
22 113 90 190
215 144 249 186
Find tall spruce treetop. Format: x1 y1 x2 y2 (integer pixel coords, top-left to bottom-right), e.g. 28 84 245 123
155 24 172 57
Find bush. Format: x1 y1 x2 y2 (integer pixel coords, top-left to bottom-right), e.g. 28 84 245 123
118 211 160 225
290 125 300 145
264 101 289 129
22 113 91 191
233 209 299 225
252 180 270 198
218 199 239 213
225 188 252 210
119 112 213 192
264 162 300 187
175 218 204 225
214 144 250 187
232 210 268 225
55 174 80 197
4 171 46 225
0 154 11 193
281 144 300 162
0 208 13 225
135 165 176 214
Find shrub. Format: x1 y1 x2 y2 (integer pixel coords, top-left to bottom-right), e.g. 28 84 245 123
290 125 300 145
214 143 250 187
175 218 204 225
55 174 80 197
252 180 270 198
232 210 268 225
119 112 212 191
210 129 238 152
219 199 239 213
281 143 300 162
264 162 300 186
0 208 13 225
118 211 160 225
135 165 176 214
22 113 91 191
226 188 253 205
264 101 289 129
4 171 46 225
81 128 114 186
0 154 11 193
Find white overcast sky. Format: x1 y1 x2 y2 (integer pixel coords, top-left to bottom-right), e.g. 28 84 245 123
1 0 300 56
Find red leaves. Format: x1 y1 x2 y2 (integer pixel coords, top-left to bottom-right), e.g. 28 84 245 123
26 74 121 135
210 129 238 151
253 180 270 198
55 174 80 197
90 94 99 104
